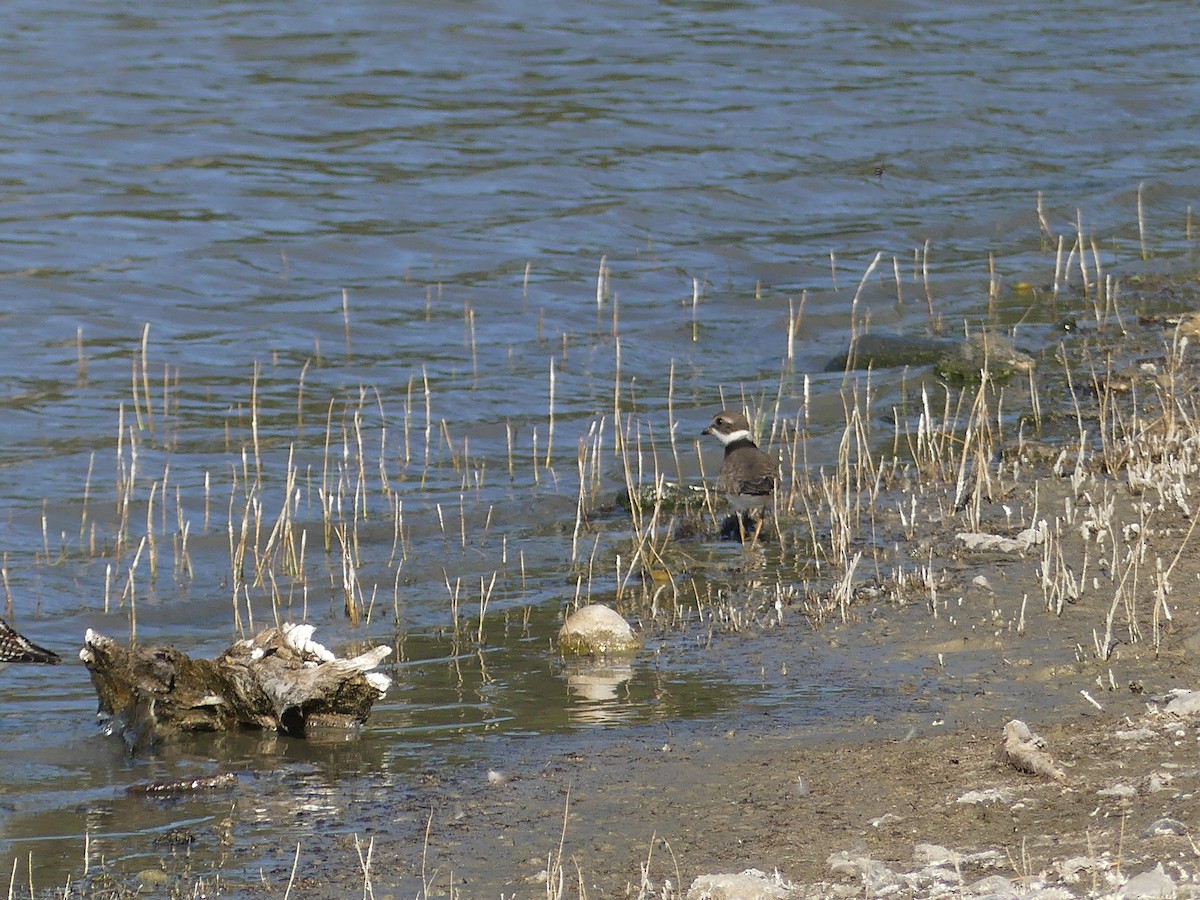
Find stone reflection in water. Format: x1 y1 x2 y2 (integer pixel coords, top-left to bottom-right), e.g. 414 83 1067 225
563 660 634 724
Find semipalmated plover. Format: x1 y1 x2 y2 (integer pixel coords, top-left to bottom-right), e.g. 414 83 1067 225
0 618 60 668
702 409 777 539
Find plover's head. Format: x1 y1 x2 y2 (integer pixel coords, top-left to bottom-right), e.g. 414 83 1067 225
702 410 753 447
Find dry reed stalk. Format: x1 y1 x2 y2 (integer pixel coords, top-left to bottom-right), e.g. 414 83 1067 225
422 367 433 484
103 563 112 614
476 571 497 644
336 522 361 625
614 416 680 603
572 429 592 564
531 427 540 485
443 569 462 634
1053 233 1065 300
296 359 310 433
175 485 193 580
145 482 158 583
1137 181 1148 260
123 535 147 643
1075 211 1091 297
950 376 998 532
546 357 555 468
466 304 478 381
132 323 153 435
249 362 263 487
666 361 683 482
987 251 998 316
75 324 87 384
0 557 9 619
691 277 700 342
612 338 622 444
921 239 934 319
402 375 415 468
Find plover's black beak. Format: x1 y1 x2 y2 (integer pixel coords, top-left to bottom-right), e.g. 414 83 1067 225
701 425 713 436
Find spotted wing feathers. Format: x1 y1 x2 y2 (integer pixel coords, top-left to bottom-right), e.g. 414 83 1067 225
0 619 60 665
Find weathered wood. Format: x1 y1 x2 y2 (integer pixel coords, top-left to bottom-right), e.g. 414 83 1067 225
80 624 391 751
996 719 1065 781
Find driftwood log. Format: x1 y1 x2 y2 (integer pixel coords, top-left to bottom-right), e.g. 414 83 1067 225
80 624 391 750
996 718 1066 781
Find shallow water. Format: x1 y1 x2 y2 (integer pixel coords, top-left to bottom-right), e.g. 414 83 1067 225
0 0 1198 889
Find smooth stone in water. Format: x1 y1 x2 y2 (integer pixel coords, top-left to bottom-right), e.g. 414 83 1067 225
558 604 642 656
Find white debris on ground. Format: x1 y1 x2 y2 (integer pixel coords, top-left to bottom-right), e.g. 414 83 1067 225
685 853 1186 899
957 522 1047 554
686 868 796 900
687 849 1077 900
956 787 1012 805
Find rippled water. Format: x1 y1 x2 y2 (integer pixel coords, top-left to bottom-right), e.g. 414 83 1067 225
0 0 1198 890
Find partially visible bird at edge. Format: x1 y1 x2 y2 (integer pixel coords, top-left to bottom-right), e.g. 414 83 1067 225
0 618 61 668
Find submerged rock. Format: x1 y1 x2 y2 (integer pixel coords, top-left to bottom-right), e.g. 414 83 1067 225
617 480 707 514
826 331 1034 383
80 623 391 751
558 604 642 656
933 332 1035 383
825 333 951 372
1118 864 1176 899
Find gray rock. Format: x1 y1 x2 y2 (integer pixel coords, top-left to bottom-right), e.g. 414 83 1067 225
826 332 1034 384
826 851 898 893
1144 818 1187 836
934 333 1035 383
1164 689 1200 716
1118 864 1176 898
971 874 1018 897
